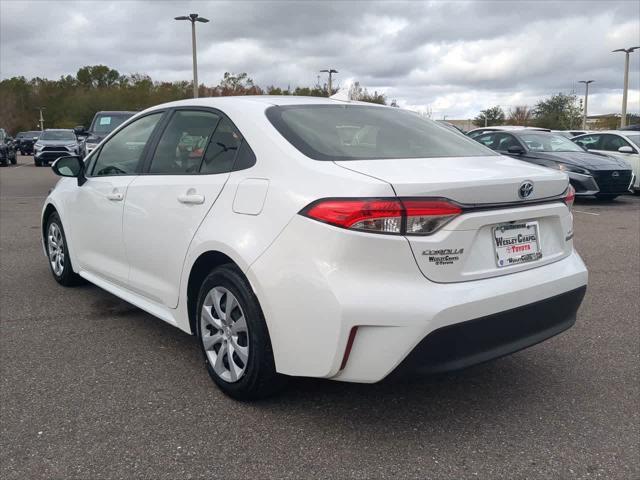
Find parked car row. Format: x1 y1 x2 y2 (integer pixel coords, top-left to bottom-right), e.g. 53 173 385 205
0 128 18 166
466 126 639 198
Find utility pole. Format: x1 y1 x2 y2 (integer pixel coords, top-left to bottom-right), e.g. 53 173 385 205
612 46 639 127
175 13 210 98
578 80 594 130
320 69 338 96
35 107 46 131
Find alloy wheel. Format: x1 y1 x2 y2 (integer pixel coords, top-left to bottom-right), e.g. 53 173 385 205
200 287 249 383
47 222 64 276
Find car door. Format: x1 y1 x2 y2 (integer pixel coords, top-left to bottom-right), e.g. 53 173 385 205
123 109 246 307
65 112 164 286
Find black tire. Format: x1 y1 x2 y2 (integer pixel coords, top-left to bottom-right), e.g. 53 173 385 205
595 194 618 201
34 159 42 166
10 156 17 165
196 264 286 400
45 212 84 286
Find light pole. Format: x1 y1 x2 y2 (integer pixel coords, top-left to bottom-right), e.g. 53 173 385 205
320 69 338 96
35 107 46 131
175 13 210 98
578 80 594 129
612 46 639 127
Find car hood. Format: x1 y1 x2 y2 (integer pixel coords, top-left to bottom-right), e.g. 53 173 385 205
36 139 76 147
533 151 631 169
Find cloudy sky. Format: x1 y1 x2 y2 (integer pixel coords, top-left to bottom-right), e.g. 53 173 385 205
1 0 639 118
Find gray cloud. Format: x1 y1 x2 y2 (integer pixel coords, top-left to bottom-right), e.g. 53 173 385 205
1 0 638 118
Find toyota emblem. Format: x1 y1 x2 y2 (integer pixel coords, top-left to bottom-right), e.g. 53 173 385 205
518 181 534 199
612 171 619 178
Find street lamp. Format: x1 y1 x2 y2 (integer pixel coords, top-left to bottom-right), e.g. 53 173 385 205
612 46 639 127
35 107 46 131
175 13 210 98
578 80 594 130
320 69 338 96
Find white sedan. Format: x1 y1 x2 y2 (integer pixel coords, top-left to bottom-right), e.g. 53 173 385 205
572 130 640 192
43 96 588 399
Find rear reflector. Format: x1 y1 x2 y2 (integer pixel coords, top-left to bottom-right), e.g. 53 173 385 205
340 327 359 370
301 198 462 236
564 185 575 211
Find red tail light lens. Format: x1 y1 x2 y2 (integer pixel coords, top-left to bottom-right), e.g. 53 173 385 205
564 185 575 211
301 198 462 235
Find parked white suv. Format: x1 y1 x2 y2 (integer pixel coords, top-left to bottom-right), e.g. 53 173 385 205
43 97 588 399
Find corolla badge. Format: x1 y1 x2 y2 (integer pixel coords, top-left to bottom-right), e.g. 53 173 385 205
518 181 534 199
612 171 619 178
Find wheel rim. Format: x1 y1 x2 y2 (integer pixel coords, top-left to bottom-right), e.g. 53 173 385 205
47 223 64 276
200 287 249 383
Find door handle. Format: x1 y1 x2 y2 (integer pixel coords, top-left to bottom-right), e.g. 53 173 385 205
106 191 123 201
178 189 205 205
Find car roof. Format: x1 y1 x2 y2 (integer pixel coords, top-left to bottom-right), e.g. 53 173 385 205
95 111 137 115
146 95 384 111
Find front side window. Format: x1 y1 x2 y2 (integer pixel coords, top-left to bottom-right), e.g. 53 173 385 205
267 105 496 161
518 133 584 152
600 134 631 152
149 110 220 174
92 113 162 176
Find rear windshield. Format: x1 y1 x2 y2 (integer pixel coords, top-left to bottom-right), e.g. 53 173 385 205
266 105 496 160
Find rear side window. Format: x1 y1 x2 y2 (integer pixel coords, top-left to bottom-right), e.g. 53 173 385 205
573 134 601 150
266 105 496 161
199 117 243 174
149 110 221 174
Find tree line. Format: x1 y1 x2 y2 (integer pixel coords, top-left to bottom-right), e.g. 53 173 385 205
0 65 388 134
473 94 639 130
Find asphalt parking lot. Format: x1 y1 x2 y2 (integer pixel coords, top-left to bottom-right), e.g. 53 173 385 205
1 155 639 480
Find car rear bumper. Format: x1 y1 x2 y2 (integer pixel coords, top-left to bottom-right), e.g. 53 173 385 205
391 286 586 376
249 215 588 383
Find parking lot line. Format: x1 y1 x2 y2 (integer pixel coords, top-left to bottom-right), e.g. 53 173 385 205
573 210 600 216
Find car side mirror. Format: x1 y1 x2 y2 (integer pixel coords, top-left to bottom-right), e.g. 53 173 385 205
73 126 86 135
618 146 634 154
52 155 86 185
507 145 525 154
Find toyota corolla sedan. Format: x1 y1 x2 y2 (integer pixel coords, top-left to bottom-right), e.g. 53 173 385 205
473 129 634 200
42 97 588 399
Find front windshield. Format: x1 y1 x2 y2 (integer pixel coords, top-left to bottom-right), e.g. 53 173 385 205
625 134 639 146
267 105 496 160
520 133 585 153
91 114 132 134
40 130 76 141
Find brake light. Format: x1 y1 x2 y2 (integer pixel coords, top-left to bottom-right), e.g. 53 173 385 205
301 198 462 235
564 185 575 211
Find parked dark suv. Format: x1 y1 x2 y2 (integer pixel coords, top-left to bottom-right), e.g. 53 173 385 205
77 111 135 157
0 128 17 166
15 130 41 155
33 129 80 166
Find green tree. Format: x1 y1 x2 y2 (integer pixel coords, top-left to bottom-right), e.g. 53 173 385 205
473 106 505 127
532 93 582 130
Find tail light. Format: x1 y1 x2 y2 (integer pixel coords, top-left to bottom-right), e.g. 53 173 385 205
564 185 575 211
300 198 462 236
